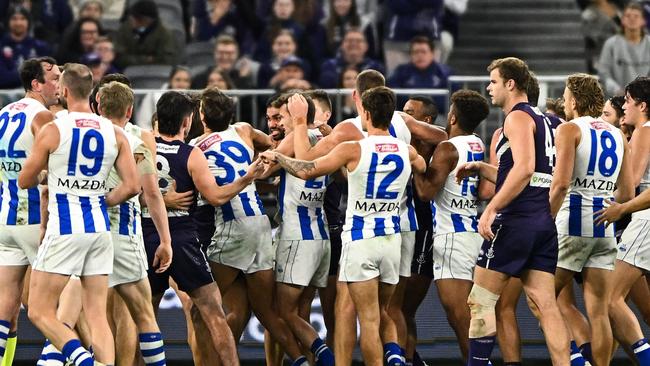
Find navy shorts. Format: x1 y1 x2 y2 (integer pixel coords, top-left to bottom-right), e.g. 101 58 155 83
328 224 342 276
411 197 434 277
142 218 214 295
476 224 558 277
192 204 215 254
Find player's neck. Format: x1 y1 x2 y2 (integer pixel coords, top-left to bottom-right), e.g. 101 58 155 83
25 91 46 106
109 117 128 128
502 95 528 114
367 124 391 136
624 29 643 43
159 132 184 142
634 118 649 129
66 99 92 114
449 128 471 139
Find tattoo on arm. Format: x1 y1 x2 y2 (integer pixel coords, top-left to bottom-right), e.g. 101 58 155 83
277 154 316 177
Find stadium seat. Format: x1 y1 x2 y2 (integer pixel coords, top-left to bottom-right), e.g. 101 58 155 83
184 41 215 67
124 64 173 89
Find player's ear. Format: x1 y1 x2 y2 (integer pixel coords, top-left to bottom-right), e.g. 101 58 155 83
125 104 133 120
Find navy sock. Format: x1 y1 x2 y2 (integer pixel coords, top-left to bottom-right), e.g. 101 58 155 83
310 338 334 366
61 339 93 366
412 350 426 366
579 342 593 365
570 340 585 366
467 336 496 366
633 338 650 365
291 356 308 366
384 342 405 366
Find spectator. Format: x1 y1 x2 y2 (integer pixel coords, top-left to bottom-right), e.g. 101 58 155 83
56 17 105 64
599 2 650 96
113 0 177 69
77 0 103 19
89 36 119 79
206 67 235 89
318 28 384 88
191 34 257 89
192 0 249 48
388 36 451 89
269 55 308 89
279 78 312 92
0 0 73 46
257 30 305 87
582 0 621 74
323 0 377 58
382 0 444 74
137 65 193 126
337 65 358 122
440 0 467 63
69 0 125 27
253 0 305 63
0 5 52 89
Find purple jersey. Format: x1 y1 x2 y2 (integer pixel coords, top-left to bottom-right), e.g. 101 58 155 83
494 103 561 228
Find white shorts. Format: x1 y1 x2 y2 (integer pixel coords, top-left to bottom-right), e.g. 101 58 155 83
207 215 274 274
109 233 148 288
557 234 617 272
33 232 113 276
617 218 650 272
275 239 330 288
0 224 40 266
432 232 483 281
339 233 401 285
400 231 416 277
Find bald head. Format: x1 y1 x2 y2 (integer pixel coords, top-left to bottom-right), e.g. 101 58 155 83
62 63 93 100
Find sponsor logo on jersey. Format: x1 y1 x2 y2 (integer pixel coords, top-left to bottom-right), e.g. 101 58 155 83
157 144 180 154
198 134 223 151
375 143 398 153
468 141 483 152
355 200 398 213
0 161 21 172
573 177 616 191
9 102 27 111
57 177 107 190
75 119 100 129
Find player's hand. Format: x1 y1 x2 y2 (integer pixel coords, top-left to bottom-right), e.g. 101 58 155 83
479 206 496 240
163 180 193 210
245 158 265 180
594 199 625 227
288 94 308 124
314 120 332 136
259 150 278 164
456 162 480 184
152 243 172 273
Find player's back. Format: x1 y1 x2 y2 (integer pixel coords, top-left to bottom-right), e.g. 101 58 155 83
434 134 485 235
0 98 48 225
343 135 412 243
145 136 197 228
47 112 118 235
278 128 329 241
495 102 560 228
193 125 264 222
556 117 624 237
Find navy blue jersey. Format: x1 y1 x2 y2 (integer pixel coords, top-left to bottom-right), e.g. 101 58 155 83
145 137 197 228
494 103 561 228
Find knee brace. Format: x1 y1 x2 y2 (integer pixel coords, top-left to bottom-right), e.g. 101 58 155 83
467 284 500 338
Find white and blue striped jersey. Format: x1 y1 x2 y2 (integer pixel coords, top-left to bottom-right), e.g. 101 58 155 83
192 126 265 221
277 129 329 240
107 123 145 237
342 135 412 243
352 112 418 232
47 112 117 235
0 98 48 226
433 134 485 236
556 117 625 237
632 121 650 220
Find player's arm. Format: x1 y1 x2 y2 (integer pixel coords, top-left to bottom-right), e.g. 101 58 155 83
105 127 140 206
630 127 650 187
138 131 172 272
189 147 262 206
413 141 457 201
18 123 59 189
409 145 427 174
398 111 448 146
479 112 535 240
235 122 273 152
614 134 634 203
596 186 650 226
549 123 579 218
261 142 358 180
30 110 55 136
294 119 362 160
478 128 501 200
